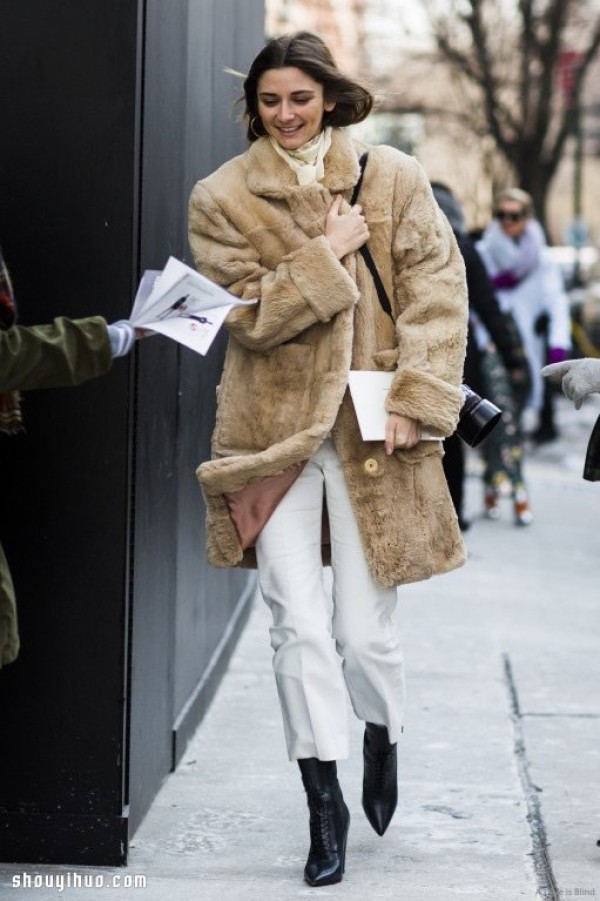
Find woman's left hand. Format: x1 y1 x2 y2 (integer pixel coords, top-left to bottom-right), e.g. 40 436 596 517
385 413 421 455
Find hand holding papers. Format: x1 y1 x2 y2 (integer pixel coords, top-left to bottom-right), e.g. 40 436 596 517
130 257 257 355
348 371 444 442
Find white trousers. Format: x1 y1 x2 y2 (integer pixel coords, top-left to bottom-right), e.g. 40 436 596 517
255 438 405 761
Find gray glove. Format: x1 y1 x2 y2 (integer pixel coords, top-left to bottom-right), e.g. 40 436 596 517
542 358 600 409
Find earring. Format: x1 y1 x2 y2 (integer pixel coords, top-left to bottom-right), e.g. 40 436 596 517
250 116 262 139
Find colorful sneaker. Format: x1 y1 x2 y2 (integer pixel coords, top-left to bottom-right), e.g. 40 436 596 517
513 488 533 526
484 486 501 520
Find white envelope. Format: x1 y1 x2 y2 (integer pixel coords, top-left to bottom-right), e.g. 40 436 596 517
348 371 443 442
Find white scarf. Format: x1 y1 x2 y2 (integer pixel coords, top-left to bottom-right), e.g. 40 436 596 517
269 126 333 186
481 218 546 281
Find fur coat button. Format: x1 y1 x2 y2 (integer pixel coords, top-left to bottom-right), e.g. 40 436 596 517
364 457 379 475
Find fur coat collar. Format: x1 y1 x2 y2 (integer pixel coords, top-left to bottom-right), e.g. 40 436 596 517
246 128 361 198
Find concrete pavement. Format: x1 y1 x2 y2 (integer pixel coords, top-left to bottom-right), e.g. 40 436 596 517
2 393 599 900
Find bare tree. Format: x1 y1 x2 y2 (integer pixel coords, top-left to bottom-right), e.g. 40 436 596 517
387 0 600 231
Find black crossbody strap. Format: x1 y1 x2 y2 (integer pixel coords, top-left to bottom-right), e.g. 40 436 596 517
351 153 393 319
350 153 368 206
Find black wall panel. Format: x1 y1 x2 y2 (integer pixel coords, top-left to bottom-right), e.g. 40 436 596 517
173 0 262 731
0 0 265 865
0 0 140 865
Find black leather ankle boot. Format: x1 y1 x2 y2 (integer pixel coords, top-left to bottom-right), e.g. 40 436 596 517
362 722 398 836
297 757 350 887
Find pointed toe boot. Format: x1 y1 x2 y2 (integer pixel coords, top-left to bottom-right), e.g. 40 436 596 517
362 722 398 836
298 758 350 887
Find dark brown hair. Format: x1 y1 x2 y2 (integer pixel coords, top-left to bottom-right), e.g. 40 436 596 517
243 32 374 142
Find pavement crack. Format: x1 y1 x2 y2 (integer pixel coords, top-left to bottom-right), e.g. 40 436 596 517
522 712 600 719
422 804 472 820
502 653 560 901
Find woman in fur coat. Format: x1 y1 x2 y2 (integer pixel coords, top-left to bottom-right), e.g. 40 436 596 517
188 32 468 887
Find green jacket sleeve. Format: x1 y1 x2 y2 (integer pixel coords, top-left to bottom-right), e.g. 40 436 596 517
0 543 19 668
0 316 113 393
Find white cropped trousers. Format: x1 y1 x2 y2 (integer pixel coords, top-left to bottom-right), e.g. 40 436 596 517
255 438 405 761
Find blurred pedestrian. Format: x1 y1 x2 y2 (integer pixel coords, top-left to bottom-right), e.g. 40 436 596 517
189 32 468 887
0 245 137 669
431 183 530 529
477 189 570 430
472 309 534 524
476 188 570 525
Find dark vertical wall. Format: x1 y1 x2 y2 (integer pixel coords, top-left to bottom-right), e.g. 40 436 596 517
128 0 264 835
174 0 265 746
0 0 140 865
0 0 265 865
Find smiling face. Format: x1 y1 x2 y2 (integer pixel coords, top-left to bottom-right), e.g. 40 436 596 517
257 67 336 150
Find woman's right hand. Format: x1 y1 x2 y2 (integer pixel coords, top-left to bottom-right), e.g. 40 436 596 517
325 195 370 260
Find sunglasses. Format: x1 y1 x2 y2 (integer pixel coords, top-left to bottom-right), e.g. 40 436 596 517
495 210 525 223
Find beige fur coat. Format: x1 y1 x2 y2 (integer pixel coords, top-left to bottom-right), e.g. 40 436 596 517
188 127 468 588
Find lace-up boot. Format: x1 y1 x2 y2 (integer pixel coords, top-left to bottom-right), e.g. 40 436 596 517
362 722 398 836
297 757 350 887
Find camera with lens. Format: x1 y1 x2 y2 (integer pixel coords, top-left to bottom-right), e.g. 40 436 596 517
456 385 502 447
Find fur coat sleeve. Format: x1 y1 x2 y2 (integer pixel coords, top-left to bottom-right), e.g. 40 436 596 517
188 176 359 351
384 155 467 435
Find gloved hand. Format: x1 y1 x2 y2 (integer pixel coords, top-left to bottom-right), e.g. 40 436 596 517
542 358 600 409
548 347 567 365
492 271 519 290
107 320 135 358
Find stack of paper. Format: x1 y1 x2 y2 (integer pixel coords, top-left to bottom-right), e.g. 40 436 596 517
130 257 257 355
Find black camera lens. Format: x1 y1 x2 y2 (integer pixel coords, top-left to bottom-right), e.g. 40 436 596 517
457 385 502 447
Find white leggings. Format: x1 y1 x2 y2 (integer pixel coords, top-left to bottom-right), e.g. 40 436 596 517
255 438 405 761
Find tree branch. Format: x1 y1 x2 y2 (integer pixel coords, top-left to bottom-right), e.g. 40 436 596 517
546 14 600 173
431 9 522 143
413 0 600 211
576 14 600 79
533 0 571 149
462 2 508 151
380 100 490 136
518 0 535 130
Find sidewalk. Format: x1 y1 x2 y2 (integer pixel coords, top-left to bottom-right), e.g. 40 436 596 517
2 394 600 900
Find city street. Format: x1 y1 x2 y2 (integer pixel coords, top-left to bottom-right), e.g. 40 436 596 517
2 392 599 900
2 0 599 894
